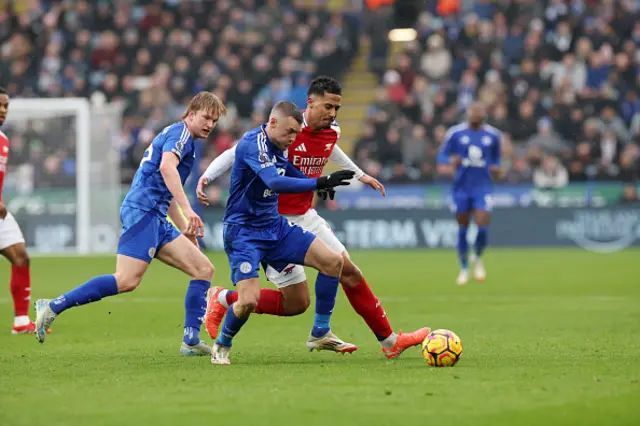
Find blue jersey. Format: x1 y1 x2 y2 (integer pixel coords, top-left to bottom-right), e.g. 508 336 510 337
122 121 196 218
439 123 501 193
224 125 314 228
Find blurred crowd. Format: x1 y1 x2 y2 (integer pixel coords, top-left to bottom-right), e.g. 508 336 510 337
0 0 359 194
1 0 638 203
357 0 639 200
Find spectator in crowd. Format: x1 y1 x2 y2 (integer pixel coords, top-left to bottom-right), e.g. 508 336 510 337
0 0 638 200
533 155 569 189
0 0 358 198
358 0 639 189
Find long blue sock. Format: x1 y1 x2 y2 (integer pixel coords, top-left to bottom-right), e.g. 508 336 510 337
312 273 340 338
49 274 118 315
183 280 210 346
457 226 469 269
216 304 249 347
475 226 489 257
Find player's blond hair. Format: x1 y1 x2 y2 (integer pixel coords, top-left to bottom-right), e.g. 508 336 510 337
182 91 227 119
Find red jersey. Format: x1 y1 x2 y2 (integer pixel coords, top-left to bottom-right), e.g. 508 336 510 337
278 121 340 215
0 130 8 202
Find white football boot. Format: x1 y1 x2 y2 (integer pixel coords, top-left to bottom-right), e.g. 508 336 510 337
34 299 57 343
180 341 212 356
306 331 358 353
211 343 231 365
456 269 470 286
471 254 487 282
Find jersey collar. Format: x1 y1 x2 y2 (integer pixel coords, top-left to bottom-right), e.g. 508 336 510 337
260 123 281 152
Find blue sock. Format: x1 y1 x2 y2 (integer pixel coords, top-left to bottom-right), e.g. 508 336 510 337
183 280 210 346
216 304 248 347
312 273 340 338
457 226 469 269
49 274 118 315
475 226 489 257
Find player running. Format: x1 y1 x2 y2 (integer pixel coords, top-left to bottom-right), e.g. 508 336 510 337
34 92 225 356
0 87 39 335
438 102 502 285
198 76 430 359
210 100 356 365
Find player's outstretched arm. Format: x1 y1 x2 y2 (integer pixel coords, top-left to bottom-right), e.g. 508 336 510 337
160 152 203 236
259 167 355 193
197 145 237 205
284 160 309 179
330 145 385 195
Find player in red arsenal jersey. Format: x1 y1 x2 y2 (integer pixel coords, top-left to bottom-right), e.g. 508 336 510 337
0 87 37 334
197 77 430 359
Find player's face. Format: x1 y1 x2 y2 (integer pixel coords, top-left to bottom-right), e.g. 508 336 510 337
468 104 486 126
269 115 302 150
307 92 341 129
0 94 8 126
190 109 219 139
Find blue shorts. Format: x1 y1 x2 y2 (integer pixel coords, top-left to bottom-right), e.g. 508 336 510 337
117 207 181 263
223 216 316 285
452 190 493 214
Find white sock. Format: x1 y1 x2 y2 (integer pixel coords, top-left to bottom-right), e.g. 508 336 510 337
380 333 398 348
14 315 30 327
217 290 229 308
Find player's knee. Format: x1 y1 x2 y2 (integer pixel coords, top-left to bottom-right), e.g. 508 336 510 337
237 296 259 316
193 260 215 281
284 293 310 316
294 296 310 315
113 272 142 293
322 252 344 277
12 250 30 267
340 260 363 288
475 212 491 227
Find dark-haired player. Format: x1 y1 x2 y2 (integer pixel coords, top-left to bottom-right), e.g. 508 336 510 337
198 76 430 359
438 102 502 285
209 100 356 364
0 86 37 334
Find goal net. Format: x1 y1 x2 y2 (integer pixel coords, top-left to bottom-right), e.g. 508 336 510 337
3 98 122 254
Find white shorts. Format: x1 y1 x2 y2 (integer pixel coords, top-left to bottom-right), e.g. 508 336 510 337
0 212 25 250
265 209 346 288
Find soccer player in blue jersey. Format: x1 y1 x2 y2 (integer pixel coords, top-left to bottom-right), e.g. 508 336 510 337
211 100 355 365
34 92 226 355
438 102 502 285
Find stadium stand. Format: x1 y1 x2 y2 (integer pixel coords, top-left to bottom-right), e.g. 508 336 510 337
0 0 638 202
0 0 359 201
359 0 639 201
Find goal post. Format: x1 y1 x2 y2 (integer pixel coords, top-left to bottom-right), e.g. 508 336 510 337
3 98 123 255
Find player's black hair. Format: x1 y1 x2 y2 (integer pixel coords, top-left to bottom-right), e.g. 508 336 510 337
307 76 342 97
0 86 7 95
272 100 304 124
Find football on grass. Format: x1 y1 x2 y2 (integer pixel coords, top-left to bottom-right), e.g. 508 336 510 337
421 329 462 367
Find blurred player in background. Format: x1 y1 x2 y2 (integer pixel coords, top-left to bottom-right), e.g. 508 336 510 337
0 86 36 334
198 76 430 359
34 92 226 355
210 100 355 364
438 102 501 285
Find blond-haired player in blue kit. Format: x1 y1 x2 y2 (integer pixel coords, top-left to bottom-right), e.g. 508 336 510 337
34 92 226 355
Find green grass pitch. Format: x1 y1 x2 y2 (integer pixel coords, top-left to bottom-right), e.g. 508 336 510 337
0 249 639 426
